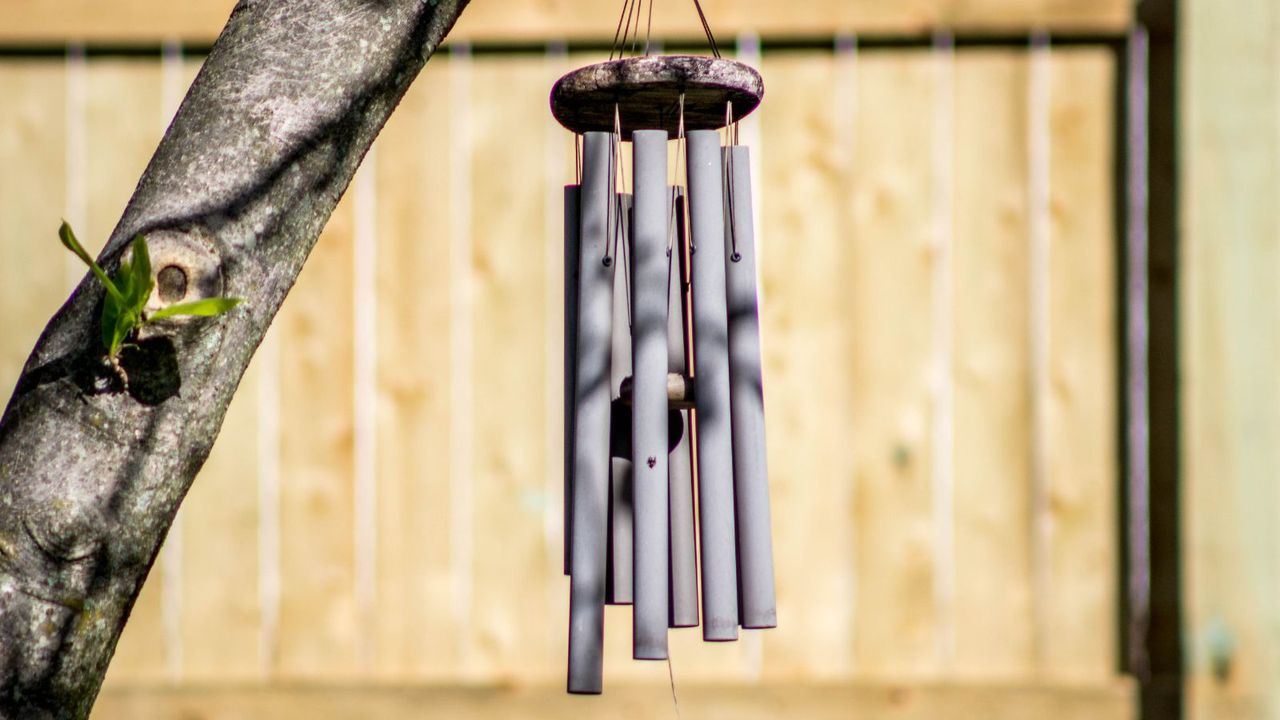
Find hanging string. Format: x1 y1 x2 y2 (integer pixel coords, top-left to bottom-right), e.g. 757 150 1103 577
611 104 634 328
575 133 583 185
724 101 741 263
621 199 633 329
613 0 721 59
724 100 740 147
665 94 689 317
629 0 645 58
611 0 654 60
603 108 618 267
643 0 655 56
608 104 623 266
610 0 638 60
690 0 721 59
667 94 686 271
667 654 682 719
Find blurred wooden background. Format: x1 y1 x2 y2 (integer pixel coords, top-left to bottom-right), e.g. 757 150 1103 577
0 1 1139 718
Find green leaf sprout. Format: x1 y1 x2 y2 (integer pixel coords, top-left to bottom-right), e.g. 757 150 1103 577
58 221 242 390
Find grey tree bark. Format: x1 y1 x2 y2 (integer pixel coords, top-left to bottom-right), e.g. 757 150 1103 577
0 0 469 716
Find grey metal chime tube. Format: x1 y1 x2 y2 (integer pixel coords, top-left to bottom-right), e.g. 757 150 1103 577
630 130 670 659
568 131 613 694
607 194 634 606
723 146 777 628
564 185 580 576
686 129 739 641
667 190 699 628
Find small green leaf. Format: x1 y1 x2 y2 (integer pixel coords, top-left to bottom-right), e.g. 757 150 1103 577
147 297 242 322
100 296 138 359
111 315 135 358
114 259 133 304
59 221 123 304
100 297 120 355
60 225 232 364
127 235 153 310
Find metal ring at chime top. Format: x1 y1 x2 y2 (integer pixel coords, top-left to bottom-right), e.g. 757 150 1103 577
556 54 776 695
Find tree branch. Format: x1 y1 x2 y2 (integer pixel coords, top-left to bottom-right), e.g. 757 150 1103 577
0 1 468 716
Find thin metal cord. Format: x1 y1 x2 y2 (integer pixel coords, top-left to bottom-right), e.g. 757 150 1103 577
667 654 682 719
732 98 742 146
667 94 686 259
614 0 721 59
604 103 633 284
724 101 741 262
603 109 618 265
622 201 632 329
629 0 644 57
612 104 633 328
690 0 721 58
609 1 627 59
612 0 650 60
610 0 637 59
644 0 655 56
575 133 583 185
725 153 739 262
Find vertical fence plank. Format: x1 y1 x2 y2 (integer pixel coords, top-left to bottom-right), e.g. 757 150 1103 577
930 35 957 670
156 44 187 681
177 51 256 684
1185 0 1280 714
0 61 66 409
168 54 267 682
543 48 577 678
847 51 941 675
736 40 769 682
755 51 854 679
83 59 162 255
181 352 263 679
275 190 358 677
447 45 476 675
1044 48 1117 680
372 57 460 678
950 51 1034 676
89 58 168 684
467 55 553 678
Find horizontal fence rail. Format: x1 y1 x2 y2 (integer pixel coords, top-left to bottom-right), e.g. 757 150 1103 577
0 0 1133 44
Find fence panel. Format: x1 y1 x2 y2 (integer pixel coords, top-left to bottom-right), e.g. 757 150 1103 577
0 45 1120 695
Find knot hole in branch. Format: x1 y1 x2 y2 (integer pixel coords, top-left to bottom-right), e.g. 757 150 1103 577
156 265 188 303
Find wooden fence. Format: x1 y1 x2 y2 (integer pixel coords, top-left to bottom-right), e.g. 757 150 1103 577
0 26 1128 720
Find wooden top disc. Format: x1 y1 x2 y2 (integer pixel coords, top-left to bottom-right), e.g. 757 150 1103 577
550 55 764 136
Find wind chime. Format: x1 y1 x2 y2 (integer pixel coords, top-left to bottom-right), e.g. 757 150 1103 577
553 0 776 695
